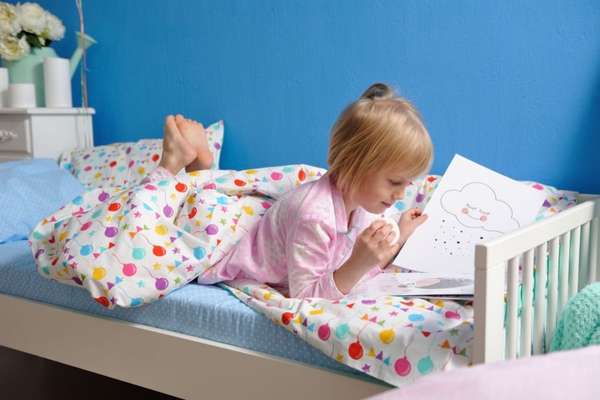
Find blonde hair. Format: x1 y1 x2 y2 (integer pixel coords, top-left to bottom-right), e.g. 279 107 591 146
327 83 433 194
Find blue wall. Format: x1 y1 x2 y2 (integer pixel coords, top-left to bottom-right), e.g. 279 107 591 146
39 0 600 193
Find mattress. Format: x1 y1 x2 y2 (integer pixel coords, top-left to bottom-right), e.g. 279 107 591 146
0 240 372 381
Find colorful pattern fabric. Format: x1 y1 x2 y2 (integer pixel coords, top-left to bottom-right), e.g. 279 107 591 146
30 165 324 308
30 163 578 387
224 279 473 386
58 120 224 189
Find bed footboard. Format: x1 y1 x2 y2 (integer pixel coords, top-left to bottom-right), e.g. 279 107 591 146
473 198 600 364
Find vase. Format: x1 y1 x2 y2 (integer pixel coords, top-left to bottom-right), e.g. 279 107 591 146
3 47 58 107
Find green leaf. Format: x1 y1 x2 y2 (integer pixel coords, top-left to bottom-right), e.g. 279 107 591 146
24 32 44 49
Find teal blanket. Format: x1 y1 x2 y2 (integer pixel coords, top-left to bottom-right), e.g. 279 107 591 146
551 282 600 351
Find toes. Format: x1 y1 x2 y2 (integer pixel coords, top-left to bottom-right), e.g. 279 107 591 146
171 114 205 135
165 115 179 134
189 119 203 129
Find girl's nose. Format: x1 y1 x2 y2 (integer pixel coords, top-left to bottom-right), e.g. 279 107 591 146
392 189 405 201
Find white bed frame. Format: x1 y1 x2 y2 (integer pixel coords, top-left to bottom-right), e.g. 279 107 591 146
1 196 598 399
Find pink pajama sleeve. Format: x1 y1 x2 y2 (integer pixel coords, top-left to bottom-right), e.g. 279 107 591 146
286 218 345 299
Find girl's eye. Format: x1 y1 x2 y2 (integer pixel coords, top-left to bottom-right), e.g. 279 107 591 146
389 179 405 186
479 209 490 215
466 203 477 210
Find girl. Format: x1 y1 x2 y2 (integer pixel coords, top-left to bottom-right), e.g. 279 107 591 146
161 82 433 299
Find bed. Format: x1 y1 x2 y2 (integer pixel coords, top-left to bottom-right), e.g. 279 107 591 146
0 240 386 399
0 152 598 399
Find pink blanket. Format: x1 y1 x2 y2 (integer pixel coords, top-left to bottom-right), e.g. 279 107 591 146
366 345 600 399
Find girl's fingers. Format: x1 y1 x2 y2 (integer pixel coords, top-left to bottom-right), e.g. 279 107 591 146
363 220 385 237
374 224 393 239
381 231 396 246
410 208 422 218
363 225 377 237
370 220 386 230
415 214 428 225
372 229 387 243
375 228 399 247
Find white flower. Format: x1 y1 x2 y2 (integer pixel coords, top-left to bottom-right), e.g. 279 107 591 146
43 12 64 41
0 2 21 36
16 2 46 35
0 34 30 61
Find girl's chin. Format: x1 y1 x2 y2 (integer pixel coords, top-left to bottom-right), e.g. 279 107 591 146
364 203 389 214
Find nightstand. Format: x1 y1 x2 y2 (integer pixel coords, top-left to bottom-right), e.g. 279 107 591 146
0 108 95 162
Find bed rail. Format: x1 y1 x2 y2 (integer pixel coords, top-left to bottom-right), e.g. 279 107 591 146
472 198 600 364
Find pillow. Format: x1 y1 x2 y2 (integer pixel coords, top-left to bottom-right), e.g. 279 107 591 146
0 159 84 244
59 120 224 189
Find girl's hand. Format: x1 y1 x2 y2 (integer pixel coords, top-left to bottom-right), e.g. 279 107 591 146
398 208 428 247
350 220 402 269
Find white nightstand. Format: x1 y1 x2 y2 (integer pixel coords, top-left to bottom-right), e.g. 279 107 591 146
0 107 95 162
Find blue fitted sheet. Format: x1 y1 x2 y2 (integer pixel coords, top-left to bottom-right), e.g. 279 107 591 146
0 240 373 381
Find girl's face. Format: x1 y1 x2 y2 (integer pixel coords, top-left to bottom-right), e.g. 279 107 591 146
352 166 410 214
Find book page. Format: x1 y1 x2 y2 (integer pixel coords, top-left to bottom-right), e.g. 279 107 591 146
350 272 474 297
392 154 546 275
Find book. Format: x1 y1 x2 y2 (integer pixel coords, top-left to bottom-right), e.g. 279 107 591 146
351 272 474 299
391 154 546 275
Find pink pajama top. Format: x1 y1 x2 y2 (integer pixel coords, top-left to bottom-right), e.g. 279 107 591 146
211 174 382 299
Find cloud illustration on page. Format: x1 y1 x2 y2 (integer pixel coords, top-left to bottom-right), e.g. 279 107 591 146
440 182 520 233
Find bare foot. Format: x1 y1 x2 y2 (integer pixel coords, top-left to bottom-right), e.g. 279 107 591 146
158 115 197 175
174 114 214 172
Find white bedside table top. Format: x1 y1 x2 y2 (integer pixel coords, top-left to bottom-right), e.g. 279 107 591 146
0 107 95 115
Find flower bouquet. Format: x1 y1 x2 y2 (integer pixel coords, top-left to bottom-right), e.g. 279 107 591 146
0 2 65 61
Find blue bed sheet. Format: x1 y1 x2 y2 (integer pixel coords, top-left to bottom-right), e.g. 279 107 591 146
0 240 370 380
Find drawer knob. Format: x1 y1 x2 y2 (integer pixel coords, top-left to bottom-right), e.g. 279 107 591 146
0 130 17 143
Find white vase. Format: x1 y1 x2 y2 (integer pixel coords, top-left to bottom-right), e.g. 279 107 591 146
8 83 36 108
0 68 8 107
44 57 72 108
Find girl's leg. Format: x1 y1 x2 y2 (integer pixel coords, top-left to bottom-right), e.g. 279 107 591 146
32 116 206 308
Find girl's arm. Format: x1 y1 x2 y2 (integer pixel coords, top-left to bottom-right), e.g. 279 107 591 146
286 217 345 299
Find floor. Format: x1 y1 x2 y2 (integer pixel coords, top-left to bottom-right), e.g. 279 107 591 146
0 345 179 399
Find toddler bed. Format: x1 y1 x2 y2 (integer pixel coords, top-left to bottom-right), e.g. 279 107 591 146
0 240 384 398
0 135 598 399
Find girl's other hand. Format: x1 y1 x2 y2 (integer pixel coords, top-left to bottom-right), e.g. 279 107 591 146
398 208 428 247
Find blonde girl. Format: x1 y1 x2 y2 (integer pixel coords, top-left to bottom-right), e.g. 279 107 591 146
160 82 433 298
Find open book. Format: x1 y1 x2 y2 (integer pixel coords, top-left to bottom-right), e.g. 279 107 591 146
353 154 546 298
350 272 474 299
